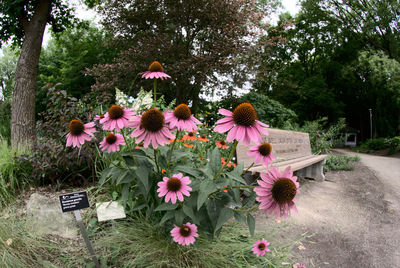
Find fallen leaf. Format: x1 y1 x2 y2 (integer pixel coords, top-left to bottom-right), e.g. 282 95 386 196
5 238 12 246
298 245 306 250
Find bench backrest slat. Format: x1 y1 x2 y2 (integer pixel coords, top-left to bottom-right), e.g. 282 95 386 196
236 128 312 169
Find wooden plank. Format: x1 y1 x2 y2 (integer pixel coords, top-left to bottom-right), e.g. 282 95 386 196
249 155 328 174
237 127 312 168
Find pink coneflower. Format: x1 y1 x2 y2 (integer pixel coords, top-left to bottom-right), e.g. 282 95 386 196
129 108 174 149
165 104 201 132
252 238 270 256
247 142 276 167
216 140 228 149
157 173 192 204
214 103 269 146
99 133 125 153
254 166 299 218
66 120 96 148
181 132 197 141
170 222 199 246
100 105 134 131
141 61 171 80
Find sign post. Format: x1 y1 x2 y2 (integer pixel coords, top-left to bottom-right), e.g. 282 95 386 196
59 191 100 268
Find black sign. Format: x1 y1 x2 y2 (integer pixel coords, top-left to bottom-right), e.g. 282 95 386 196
59 191 90 213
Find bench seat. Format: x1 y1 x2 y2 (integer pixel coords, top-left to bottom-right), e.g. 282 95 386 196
237 127 327 182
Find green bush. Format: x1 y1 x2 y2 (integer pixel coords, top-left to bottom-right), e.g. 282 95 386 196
324 154 360 172
0 100 11 142
288 117 346 154
358 138 388 153
387 136 400 155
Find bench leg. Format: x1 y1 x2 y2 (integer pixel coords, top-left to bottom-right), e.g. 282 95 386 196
295 159 326 182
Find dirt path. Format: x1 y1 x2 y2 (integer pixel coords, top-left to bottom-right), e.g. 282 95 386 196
256 152 400 268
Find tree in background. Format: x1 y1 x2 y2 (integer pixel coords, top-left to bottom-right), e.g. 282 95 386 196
88 0 280 112
256 0 400 139
0 0 76 148
36 21 118 115
0 46 19 101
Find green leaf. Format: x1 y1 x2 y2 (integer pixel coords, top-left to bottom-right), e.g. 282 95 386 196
116 170 131 184
197 180 217 210
215 207 234 232
210 147 222 174
175 209 186 225
160 210 175 225
135 166 149 192
155 202 179 211
247 213 255 236
183 204 199 225
99 167 112 186
234 211 247 224
226 172 247 185
175 165 203 178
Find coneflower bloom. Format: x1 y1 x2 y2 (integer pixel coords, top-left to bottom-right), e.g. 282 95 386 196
293 263 307 268
214 103 269 146
99 133 125 153
181 132 197 141
142 61 171 80
94 114 104 121
66 120 96 148
170 222 199 246
157 173 192 204
165 104 201 132
247 142 276 167
100 105 135 131
252 238 270 256
198 135 209 142
216 140 228 149
129 108 174 149
254 166 299 218
221 157 236 167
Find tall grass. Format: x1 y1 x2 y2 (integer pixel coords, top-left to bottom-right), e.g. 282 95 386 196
0 139 32 206
94 216 293 267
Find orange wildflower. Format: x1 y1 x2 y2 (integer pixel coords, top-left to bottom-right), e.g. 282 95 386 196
216 140 228 149
223 185 228 193
182 132 197 141
184 143 194 148
198 135 209 142
161 169 166 173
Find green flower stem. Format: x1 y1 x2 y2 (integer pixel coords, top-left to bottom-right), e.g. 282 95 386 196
154 149 160 173
167 130 181 174
213 140 238 180
241 162 254 176
86 143 122 169
153 79 157 107
121 129 138 166
231 205 259 213
229 185 256 189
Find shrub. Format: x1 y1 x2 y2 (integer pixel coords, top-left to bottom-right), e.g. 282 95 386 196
324 154 360 172
288 117 346 154
0 100 11 142
387 136 400 155
358 138 388 153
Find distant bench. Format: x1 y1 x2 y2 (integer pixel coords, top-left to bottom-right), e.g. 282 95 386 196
237 128 327 181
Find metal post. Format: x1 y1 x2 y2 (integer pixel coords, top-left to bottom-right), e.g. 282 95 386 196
74 210 101 268
369 108 372 139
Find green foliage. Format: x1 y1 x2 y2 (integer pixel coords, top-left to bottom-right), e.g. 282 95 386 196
288 117 346 154
387 137 400 155
0 100 11 141
0 0 75 47
0 140 32 207
37 21 118 114
94 216 293 267
324 154 360 172
202 91 297 128
0 45 18 101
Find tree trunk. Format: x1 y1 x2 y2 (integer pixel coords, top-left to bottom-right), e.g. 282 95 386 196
11 0 51 148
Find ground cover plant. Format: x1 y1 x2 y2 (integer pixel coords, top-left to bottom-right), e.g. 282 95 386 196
64 61 303 265
356 137 400 155
324 154 360 172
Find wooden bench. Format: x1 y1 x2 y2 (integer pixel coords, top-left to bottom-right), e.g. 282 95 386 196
236 128 327 181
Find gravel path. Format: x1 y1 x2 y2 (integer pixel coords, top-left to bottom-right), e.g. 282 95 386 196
256 150 400 268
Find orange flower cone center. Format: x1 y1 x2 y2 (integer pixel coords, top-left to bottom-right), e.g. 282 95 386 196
106 133 117 144
258 143 272 156
233 103 257 127
271 178 297 204
149 61 164 72
179 225 191 237
258 243 266 250
174 104 192 120
69 120 84 136
167 177 182 192
141 108 164 132
220 140 226 145
108 105 124 119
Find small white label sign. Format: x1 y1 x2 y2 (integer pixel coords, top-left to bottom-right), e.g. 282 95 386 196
96 201 126 222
